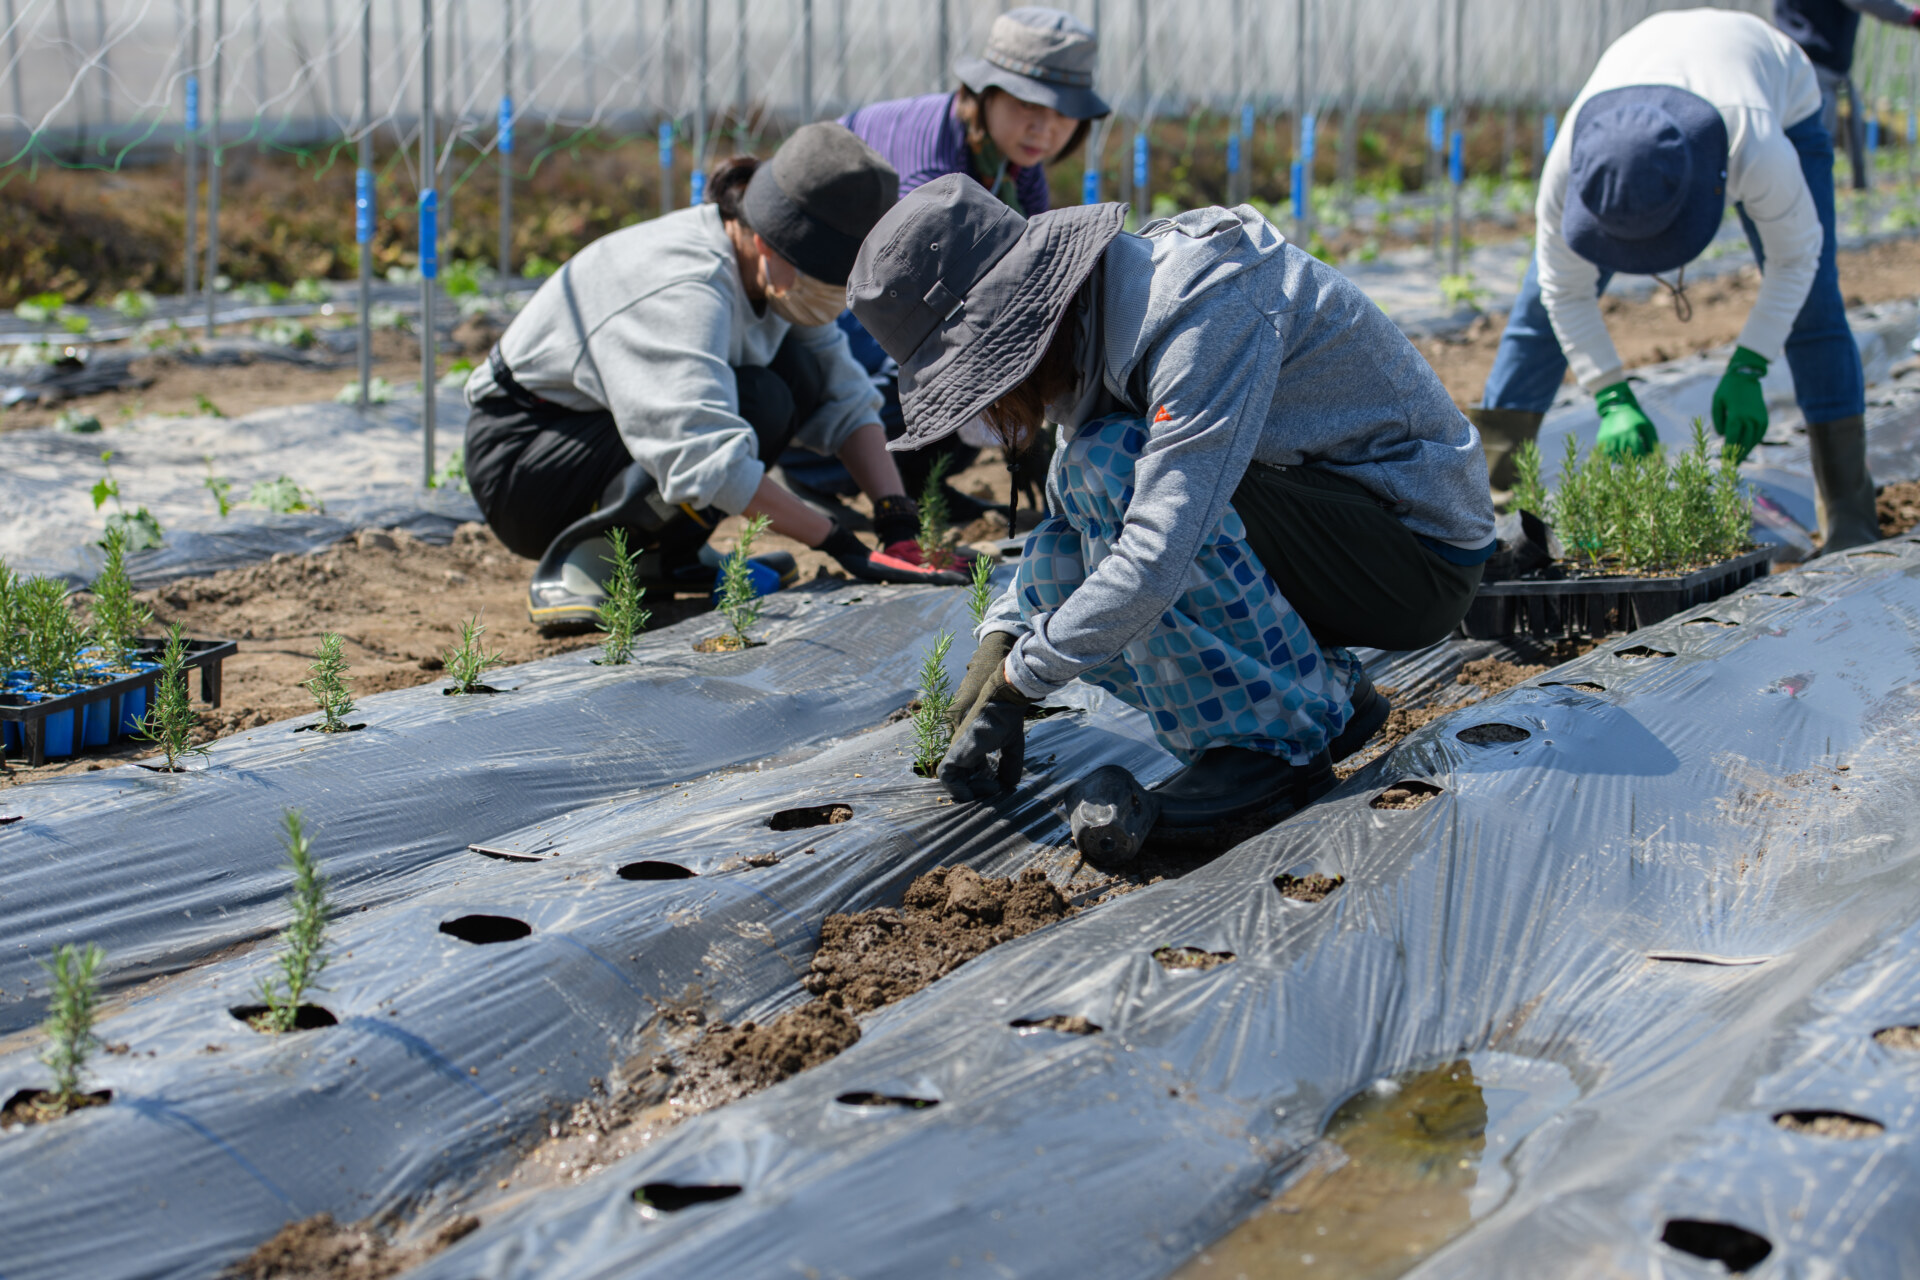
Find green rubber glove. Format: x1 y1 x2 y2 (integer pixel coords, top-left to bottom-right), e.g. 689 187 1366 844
1593 381 1658 457
1711 346 1770 463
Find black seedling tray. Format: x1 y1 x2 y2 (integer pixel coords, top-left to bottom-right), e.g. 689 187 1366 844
0 637 237 767
1460 548 1773 640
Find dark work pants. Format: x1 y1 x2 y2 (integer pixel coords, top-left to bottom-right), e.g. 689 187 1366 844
465 334 828 560
1232 462 1484 652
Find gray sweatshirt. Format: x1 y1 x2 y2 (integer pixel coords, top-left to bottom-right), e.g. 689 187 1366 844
465 204 881 515
987 205 1494 700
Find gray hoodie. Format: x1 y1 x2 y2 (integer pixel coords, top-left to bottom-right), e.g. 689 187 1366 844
988 205 1494 699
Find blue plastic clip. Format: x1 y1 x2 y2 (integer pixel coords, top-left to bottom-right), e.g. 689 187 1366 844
1133 132 1148 190
1449 129 1463 185
1227 132 1240 175
418 189 438 279
497 96 514 154
690 170 706 205
658 121 673 170
1428 105 1445 152
1082 168 1100 204
1301 112 1316 165
1291 161 1305 220
186 75 199 133
355 168 374 245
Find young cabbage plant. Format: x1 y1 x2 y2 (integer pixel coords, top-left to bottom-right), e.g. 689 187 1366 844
136 624 207 770
305 632 357 729
89 526 152 670
916 454 957 571
967 550 997 629
38 942 105 1113
910 630 957 778
717 515 772 647
444 613 506 692
255 811 330 1034
598 528 651 666
90 451 164 552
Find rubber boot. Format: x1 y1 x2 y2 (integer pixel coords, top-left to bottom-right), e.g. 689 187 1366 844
1807 415 1881 557
1144 747 1336 856
1326 669 1391 765
1467 407 1547 507
527 463 683 632
1064 763 1161 869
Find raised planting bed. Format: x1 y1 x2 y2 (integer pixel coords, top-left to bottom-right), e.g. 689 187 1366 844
0 636 235 766
1460 547 1773 640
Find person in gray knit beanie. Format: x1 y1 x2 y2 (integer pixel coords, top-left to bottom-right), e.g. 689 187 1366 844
464 123 975 632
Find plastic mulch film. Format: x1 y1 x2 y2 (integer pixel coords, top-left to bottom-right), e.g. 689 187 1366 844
0 652 1176 1280
0 581 1009 1038
411 536 1920 1280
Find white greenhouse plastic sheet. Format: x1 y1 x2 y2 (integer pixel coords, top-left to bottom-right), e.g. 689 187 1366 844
0 580 1001 1038
411 537 1920 1280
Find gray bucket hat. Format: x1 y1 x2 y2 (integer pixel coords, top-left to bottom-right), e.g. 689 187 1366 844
847 173 1125 452
954 6 1111 121
741 122 899 287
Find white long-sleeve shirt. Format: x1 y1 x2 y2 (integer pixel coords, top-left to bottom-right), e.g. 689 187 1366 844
466 204 882 514
1537 9 1824 390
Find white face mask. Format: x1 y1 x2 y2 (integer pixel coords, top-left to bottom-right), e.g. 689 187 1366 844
761 261 846 327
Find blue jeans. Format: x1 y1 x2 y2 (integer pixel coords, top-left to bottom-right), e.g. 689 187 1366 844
1482 112 1864 425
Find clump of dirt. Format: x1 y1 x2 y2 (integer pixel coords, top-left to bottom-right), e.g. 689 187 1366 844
802 866 1075 1014
664 1001 862 1108
1372 781 1443 811
222 1212 477 1280
1878 480 1920 539
1876 1026 1920 1050
1153 946 1235 971
0 1088 110 1128
1275 873 1345 902
692 634 756 653
1774 1111 1885 1139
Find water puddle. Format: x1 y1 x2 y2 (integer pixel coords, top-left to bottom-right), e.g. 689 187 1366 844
1176 1053 1577 1279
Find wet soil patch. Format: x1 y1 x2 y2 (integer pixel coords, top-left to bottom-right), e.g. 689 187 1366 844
230 1004 339 1032
768 804 853 831
1661 1219 1773 1273
221 1211 478 1280
1372 780 1443 811
1010 1014 1101 1035
1275 873 1345 902
1774 1109 1884 1139
1153 946 1235 971
438 914 532 945
1 1087 110 1128
1456 722 1530 746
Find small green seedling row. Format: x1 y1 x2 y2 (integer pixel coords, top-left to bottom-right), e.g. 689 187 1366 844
444 613 506 692
305 632 357 729
717 515 772 648
253 811 331 1035
911 631 956 778
598 528 651 666
32 941 106 1118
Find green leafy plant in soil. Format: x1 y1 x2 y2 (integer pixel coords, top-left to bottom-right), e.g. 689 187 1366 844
37 942 105 1114
17 575 87 691
89 525 152 670
248 475 322 514
203 457 235 517
715 514 772 649
911 631 956 778
137 624 207 770
305 632 356 730
90 450 164 551
967 550 996 628
597 528 650 666
443 613 506 692
1512 420 1752 575
253 811 330 1035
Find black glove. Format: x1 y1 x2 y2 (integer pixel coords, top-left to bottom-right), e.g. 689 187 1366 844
949 631 1014 735
817 522 969 586
870 494 921 548
938 637 1032 801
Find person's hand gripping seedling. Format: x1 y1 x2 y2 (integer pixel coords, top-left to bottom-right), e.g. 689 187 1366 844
910 631 957 777
1593 382 1658 458
1711 346 1770 463
939 631 1031 801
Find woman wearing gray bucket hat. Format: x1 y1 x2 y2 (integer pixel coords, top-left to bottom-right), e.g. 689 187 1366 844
463 123 970 632
1473 9 1876 555
779 8 1111 530
850 176 1495 856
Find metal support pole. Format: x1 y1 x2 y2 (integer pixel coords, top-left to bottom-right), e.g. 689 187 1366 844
204 0 222 334
577 0 594 115
1229 0 1243 206
734 0 746 140
692 0 707 202
356 0 372 408
801 0 812 123
934 0 947 93
1448 0 1463 277
91 0 110 127
499 0 513 290
184 0 200 298
419 0 437 488
324 0 340 116
1133 0 1147 226
249 0 263 111
6 0 23 130
1293 0 1306 240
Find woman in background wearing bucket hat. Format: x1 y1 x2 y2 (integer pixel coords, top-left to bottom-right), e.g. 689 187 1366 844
849 177 1495 851
780 7 1111 528
1471 8 1877 555
463 123 969 632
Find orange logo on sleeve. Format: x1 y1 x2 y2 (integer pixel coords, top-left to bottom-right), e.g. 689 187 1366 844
1152 405 1173 423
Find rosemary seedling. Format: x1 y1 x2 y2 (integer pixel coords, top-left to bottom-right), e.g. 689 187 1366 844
38 942 104 1111
911 630 956 777
0 558 19 674
916 453 957 572
1509 439 1549 519
444 613 507 692
967 549 997 628
718 514 772 646
136 624 207 770
598 528 651 666
255 811 330 1034
305 632 356 729
90 526 152 670
17 576 87 692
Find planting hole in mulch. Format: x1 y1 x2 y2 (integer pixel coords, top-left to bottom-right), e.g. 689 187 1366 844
1274 873 1345 902
1371 780 1443 811
1774 1109 1885 1138
1682 616 1739 628
0 814 21 825
633 1182 743 1215
835 1091 940 1110
768 803 853 831
618 861 698 881
1646 950 1772 966
1615 644 1675 659
1153 946 1235 971
2 1087 110 1127
1874 1025 1920 1050
692 635 763 654
230 1003 339 1032
442 684 509 696
292 721 368 733
1456 722 1530 746
1541 680 1607 693
1010 1014 1102 1035
439 914 533 944
1660 1219 1773 1273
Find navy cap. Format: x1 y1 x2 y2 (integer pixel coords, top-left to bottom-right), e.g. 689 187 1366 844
1562 85 1729 276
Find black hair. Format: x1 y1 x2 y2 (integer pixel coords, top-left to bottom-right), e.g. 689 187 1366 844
709 154 760 224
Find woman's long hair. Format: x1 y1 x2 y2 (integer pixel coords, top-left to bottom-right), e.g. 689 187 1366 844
954 84 1091 166
708 154 759 225
981 309 1080 449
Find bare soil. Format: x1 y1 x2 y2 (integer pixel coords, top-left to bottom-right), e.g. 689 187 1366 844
1371 781 1444 812
1774 1111 1885 1139
1275 873 1345 903
222 1213 478 1280
0 1087 110 1128
1879 480 1920 539
1153 946 1235 971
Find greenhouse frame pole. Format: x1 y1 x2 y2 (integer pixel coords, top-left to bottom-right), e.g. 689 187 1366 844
324 0 340 116
499 0 512 291
693 0 706 201
801 0 813 123
356 0 372 409
934 0 947 93
420 0 437 488
91 0 110 127
1134 0 1148 227
1447 0 1462 276
1229 0 1243 206
5 0 22 130
184 0 200 299
1293 0 1306 240
204 0 222 335
734 0 746 141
